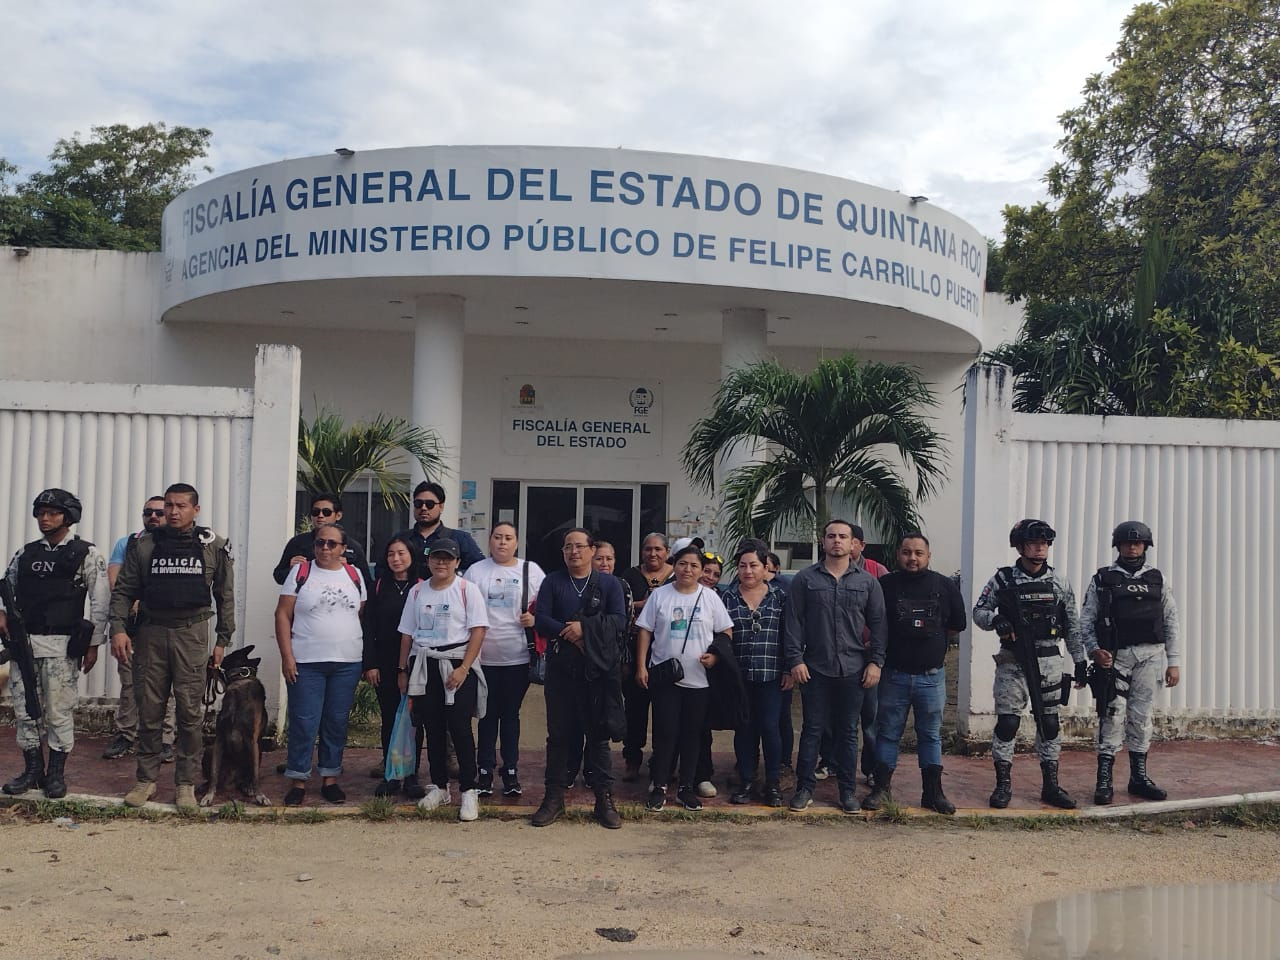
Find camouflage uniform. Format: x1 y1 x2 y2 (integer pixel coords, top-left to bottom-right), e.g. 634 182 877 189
973 563 1085 763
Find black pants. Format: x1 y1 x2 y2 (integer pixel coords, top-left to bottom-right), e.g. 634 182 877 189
649 683 711 790
410 657 478 791
622 668 650 766
543 643 613 791
780 687 795 767
374 668 402 762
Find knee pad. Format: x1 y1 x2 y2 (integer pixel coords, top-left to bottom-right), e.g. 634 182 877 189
1041 713 1060 741
994 714 1020 742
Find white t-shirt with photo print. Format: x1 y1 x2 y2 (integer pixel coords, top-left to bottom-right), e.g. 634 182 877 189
465 557 546 667
397 575 489 656
635 583 733 689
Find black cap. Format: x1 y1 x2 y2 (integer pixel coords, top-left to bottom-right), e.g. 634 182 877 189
428 538 461 558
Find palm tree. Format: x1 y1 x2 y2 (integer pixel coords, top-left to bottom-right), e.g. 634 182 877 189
682 355 947 547
297 407 447 509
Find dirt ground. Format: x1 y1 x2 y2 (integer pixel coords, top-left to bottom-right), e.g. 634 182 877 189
2 812 1278 960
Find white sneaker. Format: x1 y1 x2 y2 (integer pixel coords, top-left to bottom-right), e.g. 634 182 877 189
417 785 451 811
459 788 479 822
697 780 718 798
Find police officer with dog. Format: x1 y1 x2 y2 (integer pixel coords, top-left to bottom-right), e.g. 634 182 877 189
0 489 109 799
1081 520 1180 804
973 519 1088 809
110 482 235 812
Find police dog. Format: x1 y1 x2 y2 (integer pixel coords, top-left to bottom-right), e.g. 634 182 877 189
199 644 270 807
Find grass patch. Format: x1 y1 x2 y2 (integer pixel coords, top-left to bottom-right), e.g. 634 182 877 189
873 800 911 824
360 797 396 821
215 801 244 821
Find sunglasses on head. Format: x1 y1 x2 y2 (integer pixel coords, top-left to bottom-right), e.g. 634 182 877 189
314 538 345 550
142 508 165 517
702 552 724 565
311 507 335 517
414 499 440 510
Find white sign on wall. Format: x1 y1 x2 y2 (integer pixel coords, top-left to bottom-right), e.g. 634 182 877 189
501 376 662 459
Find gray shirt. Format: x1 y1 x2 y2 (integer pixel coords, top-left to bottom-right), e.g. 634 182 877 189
783 561 887 678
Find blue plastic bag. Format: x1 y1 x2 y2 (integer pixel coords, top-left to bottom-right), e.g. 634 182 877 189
384 695 415 781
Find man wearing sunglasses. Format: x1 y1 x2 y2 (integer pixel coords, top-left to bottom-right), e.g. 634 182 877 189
272 493 372 590
102 497 176 762
385 481 483 578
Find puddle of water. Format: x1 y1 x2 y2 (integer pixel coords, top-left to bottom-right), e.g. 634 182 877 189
1023 881 1280 959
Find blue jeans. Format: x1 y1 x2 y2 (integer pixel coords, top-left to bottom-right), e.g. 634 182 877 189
735 678 785 784
797 670 865 793
874 666 946 770
477 663 530 773
284 660 362 780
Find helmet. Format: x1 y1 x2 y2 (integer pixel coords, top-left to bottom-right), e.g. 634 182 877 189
1009 518 1055 548
1111 521 1153 548
32 488 82 526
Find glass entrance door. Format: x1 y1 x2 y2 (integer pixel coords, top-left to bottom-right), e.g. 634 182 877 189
520 483 640 573
524 485 579 575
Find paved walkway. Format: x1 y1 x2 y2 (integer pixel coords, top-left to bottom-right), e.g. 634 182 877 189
2 726 1276 819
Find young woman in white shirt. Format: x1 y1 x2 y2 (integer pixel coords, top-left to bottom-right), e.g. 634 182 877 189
396 539 488 821
464 522 545 798
635 544 733 811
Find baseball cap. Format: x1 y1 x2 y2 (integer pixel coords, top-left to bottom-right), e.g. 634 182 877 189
428 538 461 558
670 536 705 554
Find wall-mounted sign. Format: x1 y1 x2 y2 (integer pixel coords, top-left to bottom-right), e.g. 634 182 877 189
502 376 662 459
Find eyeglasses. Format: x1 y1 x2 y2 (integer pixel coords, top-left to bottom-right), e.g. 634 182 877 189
314 539 346 550
310 507 336 518
562 542 591 553
142 509 165 517
414 499 440 510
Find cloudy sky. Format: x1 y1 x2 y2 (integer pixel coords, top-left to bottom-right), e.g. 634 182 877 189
1 1 1135 239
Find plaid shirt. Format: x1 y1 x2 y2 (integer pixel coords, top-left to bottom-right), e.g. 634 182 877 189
722 581 786 682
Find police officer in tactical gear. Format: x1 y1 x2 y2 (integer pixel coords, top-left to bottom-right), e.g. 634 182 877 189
109 482 235 812
973 519 1088 809
1 489 109 799
1081 520 1180 804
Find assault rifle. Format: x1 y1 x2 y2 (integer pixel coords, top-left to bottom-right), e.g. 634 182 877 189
996 582 1071 741
0 579 43 721
1086 577 1127 716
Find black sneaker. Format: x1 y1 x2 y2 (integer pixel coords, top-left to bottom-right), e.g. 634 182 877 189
677 786 703 811
813 762 832 781
729 784 753 805
645 786 666 811
403 774 427 800
102 734 135 760
789 787 814 811
159 743 175 764
501 770 522 797
477 769 494 797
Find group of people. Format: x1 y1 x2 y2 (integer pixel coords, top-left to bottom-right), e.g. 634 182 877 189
0 478 1181 821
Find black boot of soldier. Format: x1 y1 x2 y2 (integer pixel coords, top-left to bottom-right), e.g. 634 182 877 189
921 764 956 815
3 748 45 795
1039 760 1076 809
1093 753 1115 805
989 760 1012 809
530 788 566 827
861 762 894 810
43 750 68 800
1127 751 1167 801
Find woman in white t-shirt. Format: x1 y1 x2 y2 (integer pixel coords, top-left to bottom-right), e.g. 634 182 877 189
396 538 488 821
635 544 733 812
464 521 545 799
275 524 368 807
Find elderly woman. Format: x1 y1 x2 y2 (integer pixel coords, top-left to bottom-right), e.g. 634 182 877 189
635 544 733 812
722 543 791 807
362 534 423 798
397 539 488 822
276 523 367 806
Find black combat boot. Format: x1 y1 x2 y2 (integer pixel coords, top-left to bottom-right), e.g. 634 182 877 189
3 748 45 795
530 788 565 827
593 787 622 829
989 760 1012 809
1093 753 1115 805
921 764 956 815
1126 751 1167 801
1039 760 1076 809
43 750 68 800
860 762 894 810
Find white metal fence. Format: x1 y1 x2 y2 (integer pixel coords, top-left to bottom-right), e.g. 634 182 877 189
959 363 1280 737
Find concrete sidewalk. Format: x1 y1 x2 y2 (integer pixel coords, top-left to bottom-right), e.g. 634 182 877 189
1 724 1276 819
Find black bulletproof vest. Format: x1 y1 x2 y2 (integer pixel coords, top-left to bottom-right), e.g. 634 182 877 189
1098 568 1163 646
143 529 212 609
893 591 943 641
15 537 91 633
996 567 1063 642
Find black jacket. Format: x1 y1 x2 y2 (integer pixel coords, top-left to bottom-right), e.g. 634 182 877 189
579 602 627 742
706 631 749 731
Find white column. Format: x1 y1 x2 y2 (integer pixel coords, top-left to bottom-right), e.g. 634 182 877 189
245 343 302 721
413 294 465 527
957 362 1016 738
717 307 769 486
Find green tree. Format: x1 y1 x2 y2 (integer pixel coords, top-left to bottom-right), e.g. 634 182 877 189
1001 0 1280 315
1 122 211 250
681 355 946 547
297 408 448 509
